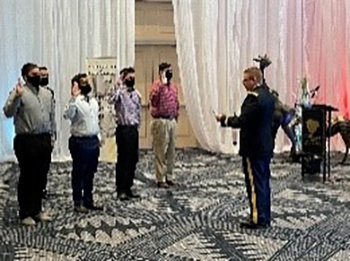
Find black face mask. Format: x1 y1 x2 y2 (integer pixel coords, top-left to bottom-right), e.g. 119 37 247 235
39 77 49 86
165 70 173 80
27 75 41 87
80 84 92 95
125 78 135 88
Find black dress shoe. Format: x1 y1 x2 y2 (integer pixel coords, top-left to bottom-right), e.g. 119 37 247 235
126 191 140 199
240 221 270 229
117 193 130 201
84 204 103 211
165 180 178 187
157 182 169 188
74 205 88 213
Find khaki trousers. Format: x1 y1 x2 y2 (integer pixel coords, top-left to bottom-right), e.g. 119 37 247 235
151 118 176 182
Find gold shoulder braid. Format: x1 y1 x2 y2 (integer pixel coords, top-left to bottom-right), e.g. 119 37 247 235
247 91 259 97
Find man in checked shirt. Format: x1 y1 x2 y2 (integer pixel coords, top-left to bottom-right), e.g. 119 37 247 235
108 67 141 201
150 63 180 189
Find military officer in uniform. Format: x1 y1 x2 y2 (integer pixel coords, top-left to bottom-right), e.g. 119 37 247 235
215 67 275 229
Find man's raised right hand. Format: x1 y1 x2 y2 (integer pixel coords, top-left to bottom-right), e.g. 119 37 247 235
15 78 24 96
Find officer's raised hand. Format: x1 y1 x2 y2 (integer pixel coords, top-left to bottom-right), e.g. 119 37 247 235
215 113 226 122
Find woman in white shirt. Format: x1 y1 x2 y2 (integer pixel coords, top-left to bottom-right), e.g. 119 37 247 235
64 73 102 213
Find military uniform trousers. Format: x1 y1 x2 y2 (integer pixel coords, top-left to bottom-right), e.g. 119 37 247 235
242 156 271 226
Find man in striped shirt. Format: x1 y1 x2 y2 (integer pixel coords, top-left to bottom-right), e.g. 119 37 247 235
108 67 141 200
149 63 180 188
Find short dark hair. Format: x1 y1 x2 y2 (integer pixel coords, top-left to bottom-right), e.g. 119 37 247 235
71 73 88 86
119 68 128 76
127 67 135 74
39 66 48 71
159 63 171 72
120 67 135 77
21 63 38 77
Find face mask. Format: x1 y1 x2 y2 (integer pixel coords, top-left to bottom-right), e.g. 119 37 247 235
79 84 92 95
27 75 41 87
39 77 49 86
125 78 135 88
165 70 173 80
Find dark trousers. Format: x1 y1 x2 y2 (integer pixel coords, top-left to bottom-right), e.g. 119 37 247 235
42 145 53 193
69 136 99 207
242 156 271 225
116 125 139 194
14 134 52 219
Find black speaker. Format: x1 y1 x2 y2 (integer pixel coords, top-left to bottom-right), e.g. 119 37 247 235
302 107 326 156
302 156 322 174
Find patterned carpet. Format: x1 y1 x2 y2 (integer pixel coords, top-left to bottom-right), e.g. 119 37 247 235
0 149 349 261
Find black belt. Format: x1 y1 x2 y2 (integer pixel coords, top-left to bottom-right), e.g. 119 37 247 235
16 133 51 138
70 135 98 140
117 125 138 129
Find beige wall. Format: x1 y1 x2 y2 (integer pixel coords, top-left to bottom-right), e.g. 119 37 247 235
135 1 197 148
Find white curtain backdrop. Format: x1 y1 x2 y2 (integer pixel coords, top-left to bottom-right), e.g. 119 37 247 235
1 0 350 160
0 0 134 162
173 0 350 153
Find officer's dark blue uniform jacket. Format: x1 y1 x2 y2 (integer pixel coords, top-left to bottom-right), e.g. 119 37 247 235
222 85 275 158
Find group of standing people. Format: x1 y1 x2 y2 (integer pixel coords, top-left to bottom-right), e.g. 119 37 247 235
4 61 279 230
3 62 180 226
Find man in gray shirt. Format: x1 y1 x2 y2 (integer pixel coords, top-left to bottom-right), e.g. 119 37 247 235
3 63 56 226
39 66 56 199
